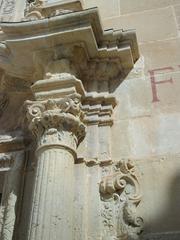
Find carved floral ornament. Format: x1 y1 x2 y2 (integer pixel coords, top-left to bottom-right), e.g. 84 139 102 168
26 94 85 134
24 92 86 154
100 159 143 240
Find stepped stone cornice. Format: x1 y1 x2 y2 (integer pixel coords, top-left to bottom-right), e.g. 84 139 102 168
0 7 139 81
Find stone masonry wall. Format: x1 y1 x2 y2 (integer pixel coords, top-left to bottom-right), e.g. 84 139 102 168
84 0 180 236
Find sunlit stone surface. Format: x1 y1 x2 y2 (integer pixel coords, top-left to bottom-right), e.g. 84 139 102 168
0 1 179 240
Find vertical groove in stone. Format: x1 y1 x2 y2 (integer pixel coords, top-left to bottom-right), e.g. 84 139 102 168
28 148 74 240
87 165 102 239
38 150 49 240
41 150 51 240
28 151 44 240
48 149 54 240
52 149 57 240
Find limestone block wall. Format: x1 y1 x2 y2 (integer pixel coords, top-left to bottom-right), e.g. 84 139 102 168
83 0 180 237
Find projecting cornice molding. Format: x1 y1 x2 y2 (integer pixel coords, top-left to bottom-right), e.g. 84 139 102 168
0 7 139 82
0 3 140 164
0 134 25 153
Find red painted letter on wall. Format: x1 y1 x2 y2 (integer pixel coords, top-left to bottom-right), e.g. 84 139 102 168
149 67 174 102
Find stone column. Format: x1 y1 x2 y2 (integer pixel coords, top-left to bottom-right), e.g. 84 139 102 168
25 73 86 240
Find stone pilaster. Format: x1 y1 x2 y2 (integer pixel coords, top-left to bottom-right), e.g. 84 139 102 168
25 73 86 240
0 152 24 240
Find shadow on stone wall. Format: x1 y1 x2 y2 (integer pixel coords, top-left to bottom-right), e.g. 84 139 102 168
141 173 180 239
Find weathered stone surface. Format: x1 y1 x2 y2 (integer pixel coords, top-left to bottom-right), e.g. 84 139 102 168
103 7 178 43
173 4 180 34
137 155 180 233
139 38 180 74
84 0 120 18
0 0 26 21
142 231 180 240
120 0 180 14
0 0 179 239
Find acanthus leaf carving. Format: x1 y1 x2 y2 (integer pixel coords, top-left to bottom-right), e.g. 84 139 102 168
24 93 86 153
100 159 143 240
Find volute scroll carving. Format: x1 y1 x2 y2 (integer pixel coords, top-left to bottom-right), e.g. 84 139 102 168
24 72 86 155
100 160 143 240
25 94 86 153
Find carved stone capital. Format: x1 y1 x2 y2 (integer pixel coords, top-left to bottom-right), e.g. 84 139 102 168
25 94 86 154
23 72 86 155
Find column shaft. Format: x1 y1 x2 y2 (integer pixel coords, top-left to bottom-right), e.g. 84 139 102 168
25 73 86 240
28 148 74 240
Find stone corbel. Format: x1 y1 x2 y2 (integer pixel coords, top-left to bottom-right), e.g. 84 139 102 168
100 160 143 240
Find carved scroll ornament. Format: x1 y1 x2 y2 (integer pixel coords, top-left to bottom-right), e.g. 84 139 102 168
100 160 143 240
25 92 86 154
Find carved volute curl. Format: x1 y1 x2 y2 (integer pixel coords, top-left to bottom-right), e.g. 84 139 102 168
25 95 85 144
100 160 143 240
22 72 87 240
24 73 86 156
100 160 141 203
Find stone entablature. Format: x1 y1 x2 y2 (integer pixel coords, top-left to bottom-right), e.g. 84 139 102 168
0 6 139 80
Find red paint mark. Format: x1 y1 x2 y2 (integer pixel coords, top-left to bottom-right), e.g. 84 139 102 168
149 67 174 102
